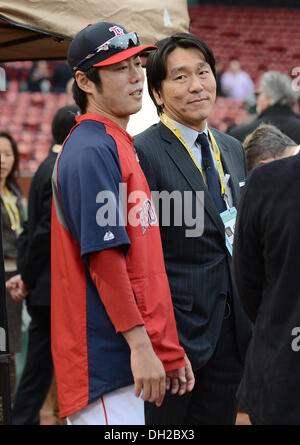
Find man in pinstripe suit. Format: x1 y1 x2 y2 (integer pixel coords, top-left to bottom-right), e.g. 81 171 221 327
134 33 252 425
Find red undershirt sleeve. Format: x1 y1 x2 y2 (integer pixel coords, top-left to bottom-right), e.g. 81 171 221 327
89 247 145 334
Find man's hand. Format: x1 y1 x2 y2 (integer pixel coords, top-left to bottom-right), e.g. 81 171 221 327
166 354 195 396
123 325 166 407
6 274 28 302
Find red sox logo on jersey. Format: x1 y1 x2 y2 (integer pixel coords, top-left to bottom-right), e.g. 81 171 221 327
138 199 157 234
109 26 125 37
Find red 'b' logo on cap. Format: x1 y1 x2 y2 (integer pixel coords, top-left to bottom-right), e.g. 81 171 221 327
109 26 125 37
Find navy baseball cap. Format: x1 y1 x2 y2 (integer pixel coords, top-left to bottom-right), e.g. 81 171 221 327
68 22 157 74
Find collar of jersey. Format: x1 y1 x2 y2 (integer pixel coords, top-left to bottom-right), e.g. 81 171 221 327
75 113 133 142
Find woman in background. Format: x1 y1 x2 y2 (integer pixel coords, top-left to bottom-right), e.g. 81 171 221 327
0 131 25 400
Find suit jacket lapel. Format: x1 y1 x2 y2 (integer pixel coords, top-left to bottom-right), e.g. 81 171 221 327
159 122 225 239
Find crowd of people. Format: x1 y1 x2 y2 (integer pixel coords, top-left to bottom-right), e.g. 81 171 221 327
8 60 73 94
1 17 300 426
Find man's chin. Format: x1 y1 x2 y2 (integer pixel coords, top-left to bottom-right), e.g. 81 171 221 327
130 104 143 116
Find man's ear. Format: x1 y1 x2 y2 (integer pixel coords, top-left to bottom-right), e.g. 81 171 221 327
75 71 93 94
264 94 273 108
152 88 163 108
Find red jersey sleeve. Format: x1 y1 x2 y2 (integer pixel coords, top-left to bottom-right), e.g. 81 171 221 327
89 247 144 334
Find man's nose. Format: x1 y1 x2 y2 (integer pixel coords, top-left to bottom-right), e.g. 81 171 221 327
189 74 205 92
130 66 144 83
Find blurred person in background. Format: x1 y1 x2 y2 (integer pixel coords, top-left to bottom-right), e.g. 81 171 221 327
0 131 25 403
221 58 254 101
215 58 225 97
51 62 72 94
232 133 300 425
228 71 300 144
6 105 79 425
27 61 51 93
243 123 299 172
65 78 75 104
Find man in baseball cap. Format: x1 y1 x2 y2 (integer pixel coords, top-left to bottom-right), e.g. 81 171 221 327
68 22 156 72
51 22 194 425
67 22 158 121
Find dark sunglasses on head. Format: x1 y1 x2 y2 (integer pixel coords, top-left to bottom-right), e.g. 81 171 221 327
74 32 140 71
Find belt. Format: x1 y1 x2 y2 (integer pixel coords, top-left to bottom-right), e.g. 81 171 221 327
4 258 17 272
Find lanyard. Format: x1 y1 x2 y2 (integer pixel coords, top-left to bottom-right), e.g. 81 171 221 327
160 113 228 200
52 144 61 153
1 186 22 235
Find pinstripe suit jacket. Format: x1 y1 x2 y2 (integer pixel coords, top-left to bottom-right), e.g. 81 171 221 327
134 121 252 370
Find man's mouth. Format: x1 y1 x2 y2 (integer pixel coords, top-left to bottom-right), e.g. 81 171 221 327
188 97 208 104
130 89 143 96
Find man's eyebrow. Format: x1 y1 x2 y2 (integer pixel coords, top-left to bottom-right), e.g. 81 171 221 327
170 61 210 75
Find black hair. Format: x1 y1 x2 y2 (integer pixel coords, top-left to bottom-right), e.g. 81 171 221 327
72 67 102 113
51 104 80 145
146 33 216 114
0 131 19 184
